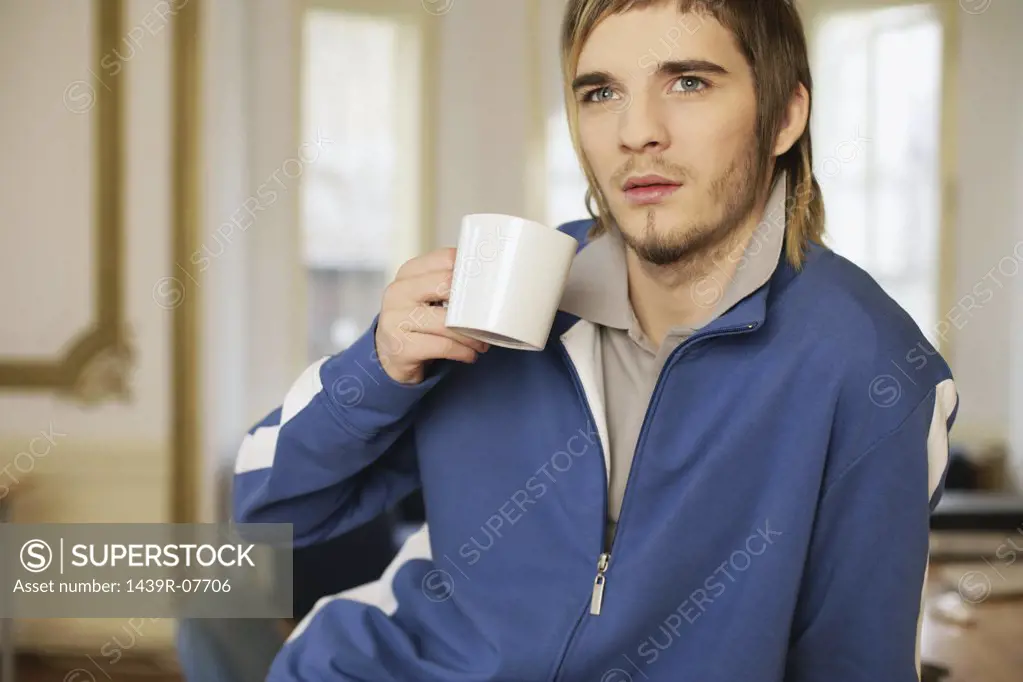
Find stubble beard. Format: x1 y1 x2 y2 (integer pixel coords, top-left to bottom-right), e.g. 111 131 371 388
617 143 763 276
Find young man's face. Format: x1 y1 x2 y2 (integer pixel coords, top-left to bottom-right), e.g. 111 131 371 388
573 3 762 265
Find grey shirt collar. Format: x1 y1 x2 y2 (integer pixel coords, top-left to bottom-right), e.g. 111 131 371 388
560 174 788 342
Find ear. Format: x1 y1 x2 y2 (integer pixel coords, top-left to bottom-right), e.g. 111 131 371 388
772 82 810 157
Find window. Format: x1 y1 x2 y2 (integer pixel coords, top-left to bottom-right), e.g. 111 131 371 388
545 108 591 229
812 4 945 341
300 7 424 361
539 0 590 229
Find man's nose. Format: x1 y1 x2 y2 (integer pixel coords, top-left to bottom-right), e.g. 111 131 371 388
618 94 669 153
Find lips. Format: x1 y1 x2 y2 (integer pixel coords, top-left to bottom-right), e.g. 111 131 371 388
622 174 682 205
623 174 679 190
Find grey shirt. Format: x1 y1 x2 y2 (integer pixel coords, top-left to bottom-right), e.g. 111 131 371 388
559 176 788 548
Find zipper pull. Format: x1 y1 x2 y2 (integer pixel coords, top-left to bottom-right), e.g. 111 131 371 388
589 552 610 616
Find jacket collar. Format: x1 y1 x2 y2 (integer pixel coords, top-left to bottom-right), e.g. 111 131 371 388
555 173 792 341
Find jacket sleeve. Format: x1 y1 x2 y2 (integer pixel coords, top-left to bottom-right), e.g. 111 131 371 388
232 319 445 547
785 379 958 682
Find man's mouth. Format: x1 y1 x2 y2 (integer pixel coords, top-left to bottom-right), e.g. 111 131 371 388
622 174 682 205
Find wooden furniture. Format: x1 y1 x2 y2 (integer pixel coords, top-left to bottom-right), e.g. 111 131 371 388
922 564 1023 682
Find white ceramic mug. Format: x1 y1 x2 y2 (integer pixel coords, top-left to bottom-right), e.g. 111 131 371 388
445 214 579 351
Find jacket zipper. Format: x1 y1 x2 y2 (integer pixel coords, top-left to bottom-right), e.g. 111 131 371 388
551 320 759 680
589 551 610 614
606 322 759 576
550 342 609 681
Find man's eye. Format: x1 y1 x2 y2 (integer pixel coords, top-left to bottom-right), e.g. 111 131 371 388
673 77 706 93
586 86 616 102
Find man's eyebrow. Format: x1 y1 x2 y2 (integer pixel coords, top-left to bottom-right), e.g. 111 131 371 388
655 59 730 77
571 59 730 92
571 70 615 92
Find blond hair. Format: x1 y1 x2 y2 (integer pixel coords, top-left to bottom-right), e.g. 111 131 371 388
561 0 825 268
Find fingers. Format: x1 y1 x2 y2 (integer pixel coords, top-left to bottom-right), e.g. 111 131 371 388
376 247 492 377
376 329 482 366
385 270 454 307
399 332 481 366
378 306 489 355
394 248 457 280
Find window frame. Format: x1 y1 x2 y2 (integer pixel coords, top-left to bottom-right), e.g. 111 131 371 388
801 0 961 355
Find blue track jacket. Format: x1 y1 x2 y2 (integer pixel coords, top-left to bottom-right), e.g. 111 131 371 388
234 219 959 682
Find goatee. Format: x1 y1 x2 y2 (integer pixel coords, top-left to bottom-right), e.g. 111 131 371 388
618 146 762 272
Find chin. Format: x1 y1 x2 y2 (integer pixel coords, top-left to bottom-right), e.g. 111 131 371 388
618 212 723 268
616 201 692 240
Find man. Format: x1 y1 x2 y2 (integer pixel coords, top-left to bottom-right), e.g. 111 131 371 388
234 0 958 680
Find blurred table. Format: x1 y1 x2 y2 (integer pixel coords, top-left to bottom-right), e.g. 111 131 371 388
931 491 1023 532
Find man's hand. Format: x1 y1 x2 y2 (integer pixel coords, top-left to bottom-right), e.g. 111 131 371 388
375 247 489 385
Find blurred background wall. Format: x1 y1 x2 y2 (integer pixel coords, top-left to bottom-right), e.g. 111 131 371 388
0 0 1020 665
0 0 178 653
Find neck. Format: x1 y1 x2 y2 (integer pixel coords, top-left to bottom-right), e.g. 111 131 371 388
626 199 768 348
